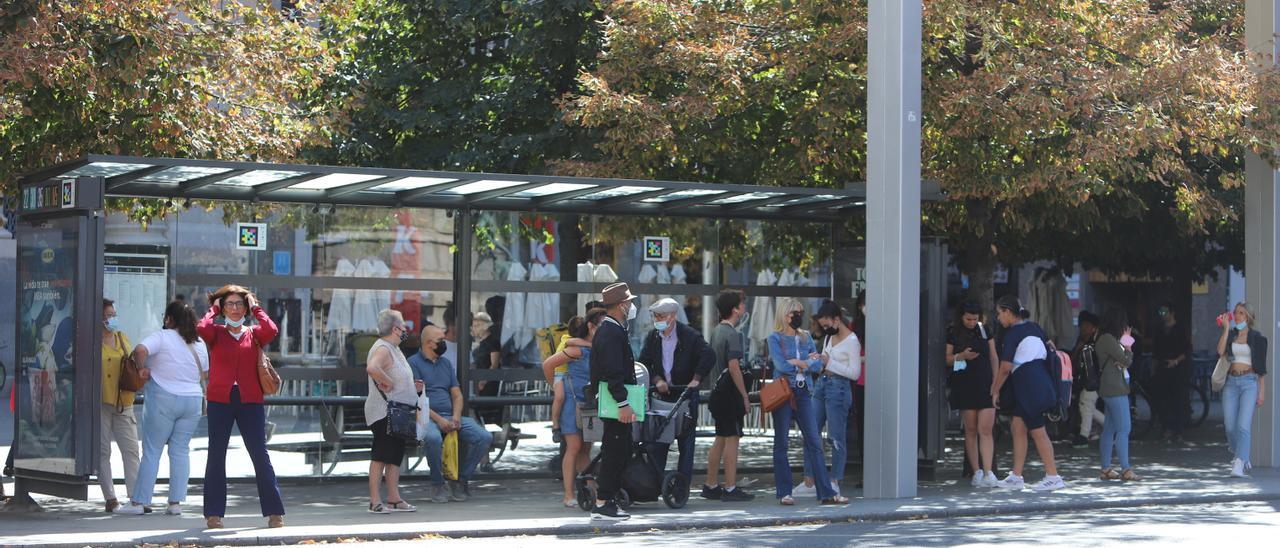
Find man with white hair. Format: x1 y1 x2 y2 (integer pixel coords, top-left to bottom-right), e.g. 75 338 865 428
638 297 715 484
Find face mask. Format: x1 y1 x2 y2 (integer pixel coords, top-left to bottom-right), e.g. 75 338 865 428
434 341 448 356
626 303 638 321
737 310 750 328
822 325 838 336
788 314 803 330
105 317 120 332
224 316 245 328
397 328 408 343
1235 321 1248 331
654 320 670 333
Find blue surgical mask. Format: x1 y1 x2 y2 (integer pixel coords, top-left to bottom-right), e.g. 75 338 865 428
1235 321 1248 331
654 320 670 333
225 316 246 328
105 317 120 332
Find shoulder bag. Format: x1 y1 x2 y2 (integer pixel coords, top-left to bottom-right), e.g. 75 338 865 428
253 327 282 396
377 386 421 445
759 376 794 413
1211 355 1230 392
186 342 208 416
116 332 147 412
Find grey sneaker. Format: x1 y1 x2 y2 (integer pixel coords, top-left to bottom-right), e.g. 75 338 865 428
430 484 450 504
447 480 468 502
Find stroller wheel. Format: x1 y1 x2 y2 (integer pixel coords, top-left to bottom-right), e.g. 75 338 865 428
615 488 633 510
575 477 595 512
662 471 690 509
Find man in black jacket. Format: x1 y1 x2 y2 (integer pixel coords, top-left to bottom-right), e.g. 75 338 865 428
588 283 640 521
639 298 714 482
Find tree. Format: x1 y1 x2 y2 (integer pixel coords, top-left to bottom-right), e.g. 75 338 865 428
0 0 353 224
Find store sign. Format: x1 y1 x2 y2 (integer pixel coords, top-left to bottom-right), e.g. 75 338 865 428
643 236 670 262
236 222 267 250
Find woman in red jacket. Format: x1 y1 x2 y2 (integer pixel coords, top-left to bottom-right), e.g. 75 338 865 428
197 285 284 529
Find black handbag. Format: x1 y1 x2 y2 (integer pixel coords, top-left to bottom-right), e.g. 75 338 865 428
377 387 421 445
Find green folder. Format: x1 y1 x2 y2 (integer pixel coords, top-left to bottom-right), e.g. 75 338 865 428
597 381 647 421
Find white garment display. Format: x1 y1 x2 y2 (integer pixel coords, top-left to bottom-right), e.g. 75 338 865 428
748 269 779 355
352 258 391 332
668 264 689 324
576 262 618 314
524 263 561 334
500 262 529 349
326 258 356 332
1029 269 1073 347
637 264 659 333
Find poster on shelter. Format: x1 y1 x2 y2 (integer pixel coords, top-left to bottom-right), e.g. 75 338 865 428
15 216 79 475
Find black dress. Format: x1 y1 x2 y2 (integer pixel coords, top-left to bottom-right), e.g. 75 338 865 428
473 329 503 425
947 323 995 410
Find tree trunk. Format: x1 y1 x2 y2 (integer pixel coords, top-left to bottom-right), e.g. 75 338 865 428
962 199 1000 317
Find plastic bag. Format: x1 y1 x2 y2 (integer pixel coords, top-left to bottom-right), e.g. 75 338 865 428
443 431 459 481
414 392 430 441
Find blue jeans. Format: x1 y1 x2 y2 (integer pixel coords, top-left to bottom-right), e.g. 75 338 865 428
1099 395 1131 471
647 390 700 481
132 384 202 505
419 416 493 485
204 386 284 518
772 383 837 500
804 376 853 483
1222 373 1260 465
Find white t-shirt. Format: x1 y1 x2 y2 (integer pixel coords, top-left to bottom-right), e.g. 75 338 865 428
140 329 210 397
1011 337 1048 372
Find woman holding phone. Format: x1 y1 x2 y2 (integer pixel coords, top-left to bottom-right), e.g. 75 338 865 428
1097 306 1137 481
1216 302 1268 478
945 301 999 488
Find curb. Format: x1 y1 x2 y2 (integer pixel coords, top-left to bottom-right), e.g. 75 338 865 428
26 490 1280 548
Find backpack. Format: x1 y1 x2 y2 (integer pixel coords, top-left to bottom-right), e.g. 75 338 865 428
1078 343 1101 392
1043 341 1073 422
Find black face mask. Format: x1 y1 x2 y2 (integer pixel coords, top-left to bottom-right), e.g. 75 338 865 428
434 341 448 356
789 314 803 330
822 325 839 336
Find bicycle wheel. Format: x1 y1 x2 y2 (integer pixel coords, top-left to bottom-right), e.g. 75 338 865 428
1189 384 1210 428
1130 389 1154 440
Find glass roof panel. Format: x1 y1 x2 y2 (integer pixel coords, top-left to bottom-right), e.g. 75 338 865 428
579 186 661 201
215 170 307 187
291 173 387 190
709 192 785 205
444 180 529 195
641 189 726 203
137 166 234 183
365 177 458 192
774 194 842 207
509 183 597 198
62 162 156 179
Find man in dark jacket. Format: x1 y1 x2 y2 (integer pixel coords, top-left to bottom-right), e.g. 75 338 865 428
639 298 714 482
588 283 640 521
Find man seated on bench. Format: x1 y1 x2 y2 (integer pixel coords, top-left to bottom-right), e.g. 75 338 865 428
409 324 494 503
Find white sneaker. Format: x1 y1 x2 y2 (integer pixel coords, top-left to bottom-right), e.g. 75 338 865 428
165 503 182 516
792 483 818 497
994 473 1025 490
113 502 146 515
1031 475 1066 492
1230 458 1248 478
980 471 1001 488
970 470 986 487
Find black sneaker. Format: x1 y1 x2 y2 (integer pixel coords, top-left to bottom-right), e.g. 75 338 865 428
591 501 630 521
1071 435 1088 448
721 487 755 502
701 484 724 500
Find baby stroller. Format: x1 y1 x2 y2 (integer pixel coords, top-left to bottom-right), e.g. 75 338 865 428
575 363 695 511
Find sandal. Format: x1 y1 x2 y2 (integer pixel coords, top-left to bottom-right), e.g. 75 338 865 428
1099 468 1120 481
1121 469 1141 482
563 499 578 508
205 516 223 529
779 495 796 506
821 495 850 505
385 500 417 512
368 503 389 514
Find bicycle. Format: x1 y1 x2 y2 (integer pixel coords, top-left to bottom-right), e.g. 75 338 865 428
1128 354 1210 440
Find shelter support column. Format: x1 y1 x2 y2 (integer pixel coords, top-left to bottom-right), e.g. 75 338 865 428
454 208 474 410
864 0 922 498
1246 0 1279 468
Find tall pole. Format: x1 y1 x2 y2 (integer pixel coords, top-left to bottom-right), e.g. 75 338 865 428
864 0 923 498
1245 0 1279 468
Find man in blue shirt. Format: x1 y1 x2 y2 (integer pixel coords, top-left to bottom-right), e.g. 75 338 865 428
409 325 494 504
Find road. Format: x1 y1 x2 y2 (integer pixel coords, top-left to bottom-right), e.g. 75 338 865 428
316 501 1280 547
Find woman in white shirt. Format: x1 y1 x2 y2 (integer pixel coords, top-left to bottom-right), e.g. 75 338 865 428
796 300 862 497
115 301 209 516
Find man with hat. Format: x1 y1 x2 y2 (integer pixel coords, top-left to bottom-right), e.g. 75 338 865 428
638 298 715 485
589 282 641 520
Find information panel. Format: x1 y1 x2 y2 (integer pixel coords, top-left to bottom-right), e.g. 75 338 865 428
104 251 169 345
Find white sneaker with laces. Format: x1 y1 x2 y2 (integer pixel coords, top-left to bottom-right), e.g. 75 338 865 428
1031 475 1066 492
994 473 1025 490
980 471 1000 488
113 503 145 515
970 470 986 487
792 483 817 497
1230 458 1247 478
165 503 182 516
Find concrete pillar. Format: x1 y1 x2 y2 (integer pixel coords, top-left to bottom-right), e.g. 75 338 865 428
1245 0 1280 467
864 0 923 498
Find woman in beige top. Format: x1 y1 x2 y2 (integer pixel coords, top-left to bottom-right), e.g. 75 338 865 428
364 309 423 513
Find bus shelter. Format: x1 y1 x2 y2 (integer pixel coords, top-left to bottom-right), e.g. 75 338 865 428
10 155 944 503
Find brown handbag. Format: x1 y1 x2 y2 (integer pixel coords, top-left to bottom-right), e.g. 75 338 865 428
759 376 794 413
117 332 147 392
253 328 282 396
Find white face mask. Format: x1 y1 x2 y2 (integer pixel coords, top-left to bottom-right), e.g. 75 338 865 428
626 302 638 321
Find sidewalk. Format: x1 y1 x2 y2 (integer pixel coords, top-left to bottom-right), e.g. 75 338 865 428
2 427 1276 547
